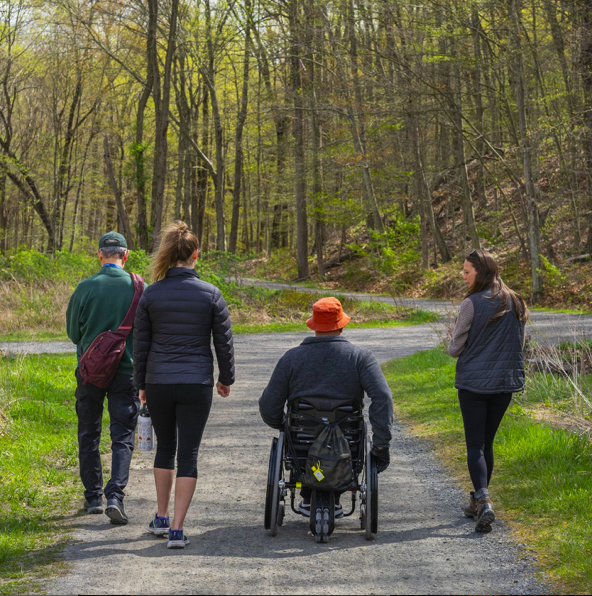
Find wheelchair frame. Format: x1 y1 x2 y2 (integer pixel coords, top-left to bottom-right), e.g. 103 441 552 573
264 403 379 543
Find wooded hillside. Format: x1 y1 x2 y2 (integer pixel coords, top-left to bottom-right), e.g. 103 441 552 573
1 0 591 302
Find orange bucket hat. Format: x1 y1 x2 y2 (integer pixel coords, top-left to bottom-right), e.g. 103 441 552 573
306 297 351 332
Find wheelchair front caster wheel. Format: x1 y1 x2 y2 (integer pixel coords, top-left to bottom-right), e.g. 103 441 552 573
314 507 329 543
278 504 285 527
360 504 367 530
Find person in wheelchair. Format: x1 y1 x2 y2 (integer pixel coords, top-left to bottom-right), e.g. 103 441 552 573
258 297 393 519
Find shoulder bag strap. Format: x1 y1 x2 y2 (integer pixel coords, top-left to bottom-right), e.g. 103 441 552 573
117 273 145 334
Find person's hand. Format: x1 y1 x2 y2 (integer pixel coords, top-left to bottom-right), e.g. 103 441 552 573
139 389 146 404
371 445 390 473
216 382 231 398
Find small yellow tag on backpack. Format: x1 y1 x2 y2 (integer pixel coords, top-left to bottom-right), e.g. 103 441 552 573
311 460 325 482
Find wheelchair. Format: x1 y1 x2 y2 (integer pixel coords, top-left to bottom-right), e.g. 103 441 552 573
264 396 379 543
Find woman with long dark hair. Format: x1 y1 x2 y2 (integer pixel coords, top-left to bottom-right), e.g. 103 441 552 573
133 221 235 549
448 249 527 533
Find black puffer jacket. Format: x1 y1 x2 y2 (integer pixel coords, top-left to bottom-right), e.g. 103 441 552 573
133 268 234 389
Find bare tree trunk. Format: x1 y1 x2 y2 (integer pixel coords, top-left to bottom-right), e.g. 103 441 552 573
580 0 592 253
135 1 155 251
195 82 209 248
229 0 252 253
104 135 135 249
451 39 480 250
472 10 487 209
412 120 429 268
510 0 542 301
149 0 180 250
0 171 7 253
289 0 309 279
0 151 55 252
345 0 384 233
308 5 324 276
412 115 451 263
53 73 83 250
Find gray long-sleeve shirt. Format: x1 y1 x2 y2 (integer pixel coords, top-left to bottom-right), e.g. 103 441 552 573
258 335 393 447
447 298 474 358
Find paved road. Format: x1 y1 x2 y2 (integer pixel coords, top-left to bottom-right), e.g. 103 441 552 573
47 326 546 595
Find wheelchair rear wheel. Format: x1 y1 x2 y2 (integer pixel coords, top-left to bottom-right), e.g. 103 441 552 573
264 432 285 536
363 435 378 540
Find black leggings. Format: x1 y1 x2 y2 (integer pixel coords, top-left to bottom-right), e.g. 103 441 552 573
145 383 213 478
458 389 512 492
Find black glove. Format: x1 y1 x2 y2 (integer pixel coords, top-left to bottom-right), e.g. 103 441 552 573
371 446 390 473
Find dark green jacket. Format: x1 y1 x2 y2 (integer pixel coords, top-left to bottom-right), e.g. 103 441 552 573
66 266 141 376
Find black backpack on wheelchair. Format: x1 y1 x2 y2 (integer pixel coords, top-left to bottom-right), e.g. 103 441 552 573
264 396 379 543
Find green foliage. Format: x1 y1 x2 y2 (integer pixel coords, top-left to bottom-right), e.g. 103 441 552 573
0 248 98 284
125 249 151 278
336 209 422 292
368 210 422 277
538 255 566 291
252 249 299 281
383 349 592 593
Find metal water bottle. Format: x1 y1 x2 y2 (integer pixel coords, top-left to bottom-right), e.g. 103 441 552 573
137 403 153 451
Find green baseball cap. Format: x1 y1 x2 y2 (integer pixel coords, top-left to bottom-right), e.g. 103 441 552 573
99 231 128 249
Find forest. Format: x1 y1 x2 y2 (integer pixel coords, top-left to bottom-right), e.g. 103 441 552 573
1 0 591 303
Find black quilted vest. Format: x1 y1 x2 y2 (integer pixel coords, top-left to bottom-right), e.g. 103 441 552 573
455 289 525 394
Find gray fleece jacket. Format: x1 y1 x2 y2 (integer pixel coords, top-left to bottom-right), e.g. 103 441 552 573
258 336 393 447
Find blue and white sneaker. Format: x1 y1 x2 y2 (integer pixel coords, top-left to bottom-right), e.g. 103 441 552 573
167 529 189 549
148 514 170 536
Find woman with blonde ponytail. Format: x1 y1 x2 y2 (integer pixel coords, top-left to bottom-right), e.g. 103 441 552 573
133 221 235 549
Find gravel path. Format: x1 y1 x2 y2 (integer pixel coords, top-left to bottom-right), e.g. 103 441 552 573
45 326 548 595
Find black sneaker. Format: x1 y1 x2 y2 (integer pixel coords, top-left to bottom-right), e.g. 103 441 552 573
83 497 103 514
105 496 129 525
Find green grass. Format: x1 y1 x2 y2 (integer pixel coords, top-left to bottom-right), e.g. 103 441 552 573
232 310 436 334
0 354 105 594
0 331 69 343
383 348 592 593
531 306 592 315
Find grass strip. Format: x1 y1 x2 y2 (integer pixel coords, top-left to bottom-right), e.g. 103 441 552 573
0 309 438 343
0 354 101 594
232 309 437 334
382 347 592 594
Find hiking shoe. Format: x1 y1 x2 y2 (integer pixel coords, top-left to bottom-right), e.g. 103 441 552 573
148 514 170 536
105 496 129 525
475 499 495 533
297 500 311 517
83 497 103 514
167 529 189 549
334 503 344 519
464 491 478 519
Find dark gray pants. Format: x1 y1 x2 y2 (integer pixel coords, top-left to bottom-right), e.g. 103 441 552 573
75 369 139 501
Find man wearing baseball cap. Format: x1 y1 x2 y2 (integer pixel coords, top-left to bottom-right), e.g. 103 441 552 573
66 231 143 525
258 297 393 517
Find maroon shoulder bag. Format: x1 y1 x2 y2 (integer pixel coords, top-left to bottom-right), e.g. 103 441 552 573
79 272 145 388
